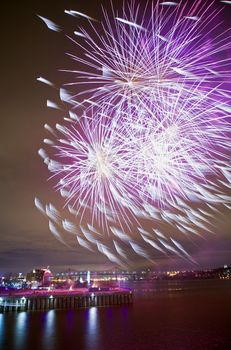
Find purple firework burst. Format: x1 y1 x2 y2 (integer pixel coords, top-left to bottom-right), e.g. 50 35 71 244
36 0 231 266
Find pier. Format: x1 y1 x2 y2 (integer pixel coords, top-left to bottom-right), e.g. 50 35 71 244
0 288 133 312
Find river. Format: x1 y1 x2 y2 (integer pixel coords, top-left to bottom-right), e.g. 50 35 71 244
0 279 231 350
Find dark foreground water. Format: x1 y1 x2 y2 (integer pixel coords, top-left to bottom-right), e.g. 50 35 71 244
1 280 231 350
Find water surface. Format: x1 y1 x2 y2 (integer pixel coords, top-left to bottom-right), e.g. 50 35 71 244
1 280 231 350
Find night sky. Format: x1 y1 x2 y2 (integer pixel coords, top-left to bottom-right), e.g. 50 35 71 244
1 0 231 274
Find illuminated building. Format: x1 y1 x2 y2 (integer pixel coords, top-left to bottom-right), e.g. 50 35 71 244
26 268 53 287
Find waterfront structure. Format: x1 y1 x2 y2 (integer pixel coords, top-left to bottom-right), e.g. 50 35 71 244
0 288 132 313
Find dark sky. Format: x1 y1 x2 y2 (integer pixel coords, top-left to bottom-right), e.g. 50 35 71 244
1 0 231 274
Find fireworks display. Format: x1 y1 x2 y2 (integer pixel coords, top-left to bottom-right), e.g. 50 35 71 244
36 0 231 267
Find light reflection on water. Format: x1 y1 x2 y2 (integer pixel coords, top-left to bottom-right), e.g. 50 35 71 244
14 312 27 350
42 310 56 349
0 314 4 349
84 307 99 350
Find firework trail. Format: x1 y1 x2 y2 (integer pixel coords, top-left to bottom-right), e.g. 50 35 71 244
36 0 231 266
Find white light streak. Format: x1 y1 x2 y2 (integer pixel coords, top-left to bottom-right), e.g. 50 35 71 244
37 15 62 32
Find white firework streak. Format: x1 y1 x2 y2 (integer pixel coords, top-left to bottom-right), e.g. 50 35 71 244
37 15 62 32
62 0 231 109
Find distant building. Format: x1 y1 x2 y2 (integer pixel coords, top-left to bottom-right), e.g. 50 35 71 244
26 268 53 287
